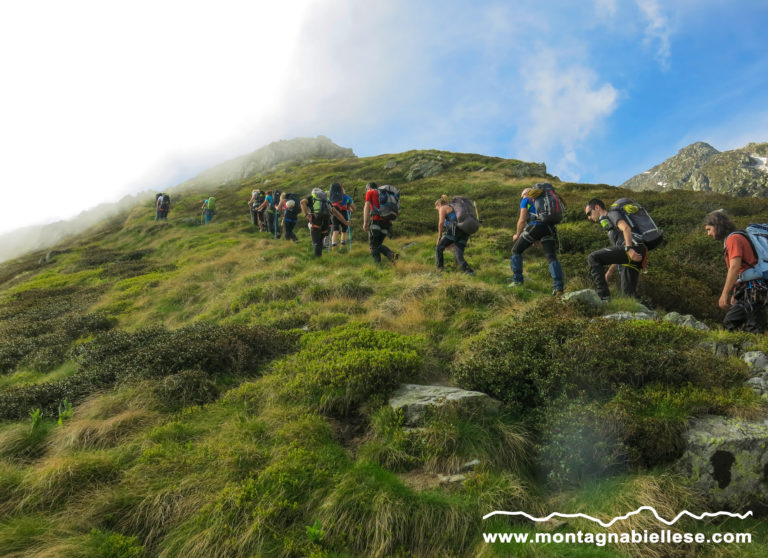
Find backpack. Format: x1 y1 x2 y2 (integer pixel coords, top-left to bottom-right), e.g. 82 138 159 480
205 197 216 211
284 193 301 217
160 194 171 210
271 190 282 211
528 183 564 225
311 189 332 216
254 191 265 207
451 196 480 235
609 198 663 250
373 185 400 221
728 224 768 282
329 182 344 204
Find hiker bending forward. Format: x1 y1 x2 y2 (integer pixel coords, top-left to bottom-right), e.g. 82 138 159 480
704 210 768 333
510 186 564 294
585 198 645 301
301 188 348 257
435 196 473 274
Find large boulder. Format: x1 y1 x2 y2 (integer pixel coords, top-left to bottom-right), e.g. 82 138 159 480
677 415 768 510
388 384 501 427
562 289 604 309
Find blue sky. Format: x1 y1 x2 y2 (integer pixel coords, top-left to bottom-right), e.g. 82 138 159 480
1 0 767 235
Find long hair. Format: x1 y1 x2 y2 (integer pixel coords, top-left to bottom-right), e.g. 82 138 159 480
703 210 736 241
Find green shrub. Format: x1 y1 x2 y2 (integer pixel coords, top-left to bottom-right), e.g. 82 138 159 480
451 314 584 416
152 370 220 411
85 529 145 558
0 324 298 420
271 325 423 416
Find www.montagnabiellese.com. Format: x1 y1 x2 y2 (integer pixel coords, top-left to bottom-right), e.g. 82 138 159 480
482 530 752 547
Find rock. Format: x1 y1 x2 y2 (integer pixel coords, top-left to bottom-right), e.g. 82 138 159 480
562 289 604 309
677 415 768 510
385 159 397 170
745 377 767 395
602 312 655 322
389 384 501 427
438 473 466 484
459 459 482 472
742 351 768 375
697 341 739 358
401 242 419 251
663 312 709 330
406 160 444 181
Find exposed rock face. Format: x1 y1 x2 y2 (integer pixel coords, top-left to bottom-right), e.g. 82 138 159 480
388 384 501 427
677 416 768 510
562 289 605 309
621 142 768 197
662 312 709 330
181 136 356 187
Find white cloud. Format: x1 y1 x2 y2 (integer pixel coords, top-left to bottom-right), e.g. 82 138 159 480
513 48 619 180
636 0 672 69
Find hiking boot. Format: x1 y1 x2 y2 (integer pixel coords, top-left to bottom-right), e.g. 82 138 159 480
552 289 564 296
388 253 399 264
600 296 611 303
507 281 523 288
463 267 475 275
436 266 444 273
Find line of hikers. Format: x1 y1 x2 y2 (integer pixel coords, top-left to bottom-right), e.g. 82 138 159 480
158 181 768 334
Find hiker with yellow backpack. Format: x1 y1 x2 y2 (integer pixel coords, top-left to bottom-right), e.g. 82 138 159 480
509 183 565 295
585 198 662 302
201 196 216 225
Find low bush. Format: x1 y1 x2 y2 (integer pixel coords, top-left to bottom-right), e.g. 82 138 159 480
0 324 298 420
270 324 424 416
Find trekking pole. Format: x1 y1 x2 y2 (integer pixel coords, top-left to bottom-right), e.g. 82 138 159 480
201 209 205 225
347 209 352 251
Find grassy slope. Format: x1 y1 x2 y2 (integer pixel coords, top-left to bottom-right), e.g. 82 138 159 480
2 150 768 557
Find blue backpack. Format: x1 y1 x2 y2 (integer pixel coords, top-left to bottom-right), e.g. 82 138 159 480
728 224 768 282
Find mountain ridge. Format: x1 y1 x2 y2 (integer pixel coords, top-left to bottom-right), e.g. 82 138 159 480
621 141 768 196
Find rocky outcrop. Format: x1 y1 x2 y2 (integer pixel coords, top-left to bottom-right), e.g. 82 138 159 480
677 416 768 510
621 141 768 197
388 384 501 427
662 312 709 330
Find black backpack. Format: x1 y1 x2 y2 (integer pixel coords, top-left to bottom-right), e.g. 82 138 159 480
160 194 171 210
609 198 663 250
329 182 344 204
530 183 564 225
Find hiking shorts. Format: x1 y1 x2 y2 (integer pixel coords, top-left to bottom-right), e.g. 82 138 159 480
332 215 349 233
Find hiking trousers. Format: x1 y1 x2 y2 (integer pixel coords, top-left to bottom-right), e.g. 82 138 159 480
284 219 298 242
587 245 646 298
510 223 563 291
369 221 394 263
436 230 471 271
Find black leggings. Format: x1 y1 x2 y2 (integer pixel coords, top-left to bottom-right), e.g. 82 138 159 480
369 222 394 263
587 246 646 298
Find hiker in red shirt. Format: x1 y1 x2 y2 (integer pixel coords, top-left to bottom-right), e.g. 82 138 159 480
704 210 767 333
362 182 398 264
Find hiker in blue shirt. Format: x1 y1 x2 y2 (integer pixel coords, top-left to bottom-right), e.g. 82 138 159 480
510 185 564 295
330 186 356 249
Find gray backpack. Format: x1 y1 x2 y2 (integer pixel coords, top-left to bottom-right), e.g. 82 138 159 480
451 197 480 235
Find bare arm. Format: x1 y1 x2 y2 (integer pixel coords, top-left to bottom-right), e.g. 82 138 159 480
513 208 528 241
720 256 743 309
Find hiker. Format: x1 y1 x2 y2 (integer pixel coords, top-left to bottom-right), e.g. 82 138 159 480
509 184 564 295
704 210 768 333
155 193 171 220
329 182 356 249
280 192 301 243
435 195 474 274
362 182 399 264
248 189 265 229
585 198 647 301
258 190 280 238
201 196 216 224
301 187 349 257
